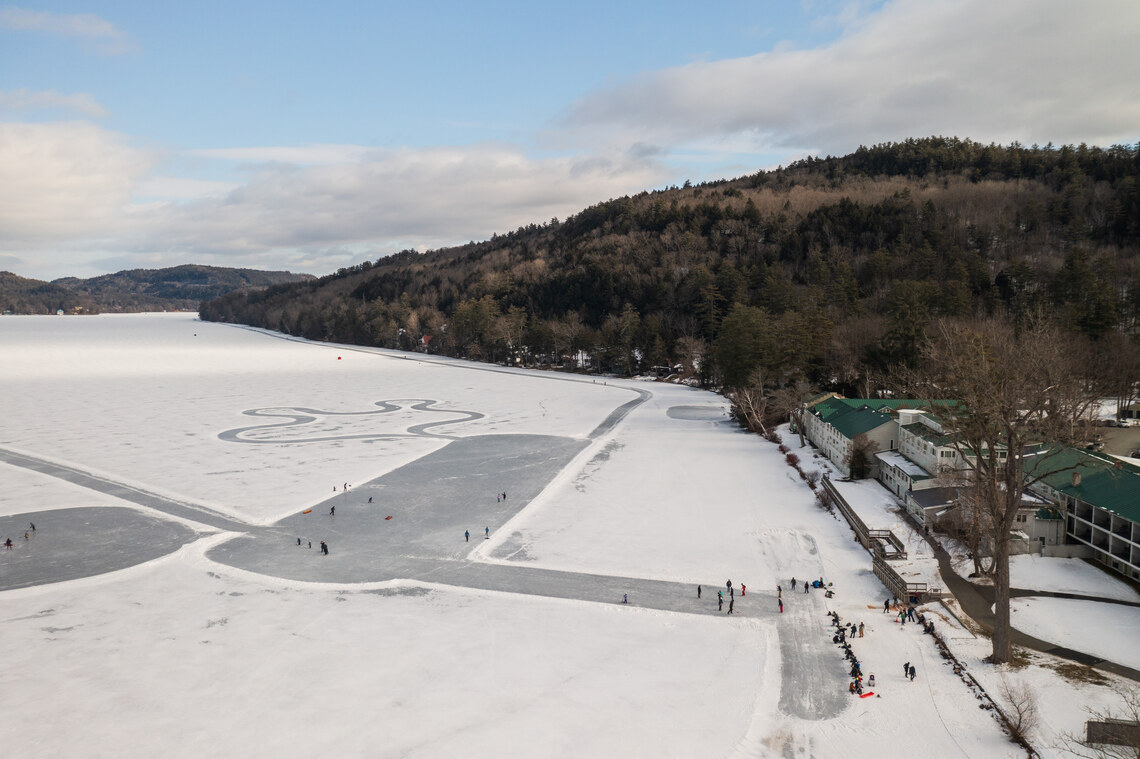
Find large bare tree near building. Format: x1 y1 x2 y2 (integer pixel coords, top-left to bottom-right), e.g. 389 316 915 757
897 318 1096 663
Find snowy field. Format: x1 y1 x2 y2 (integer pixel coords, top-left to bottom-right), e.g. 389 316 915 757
0 313 1134 758
1010 597 1140 671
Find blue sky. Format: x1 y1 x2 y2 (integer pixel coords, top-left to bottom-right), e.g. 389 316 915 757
1 1 1138 280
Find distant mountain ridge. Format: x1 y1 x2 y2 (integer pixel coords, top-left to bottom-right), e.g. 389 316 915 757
1 265 314 314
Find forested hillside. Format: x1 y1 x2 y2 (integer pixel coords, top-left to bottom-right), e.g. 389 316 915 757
199 137 1140 395
2 265 313 314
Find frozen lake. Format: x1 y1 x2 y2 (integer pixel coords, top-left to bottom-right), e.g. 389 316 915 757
0 313 1102 758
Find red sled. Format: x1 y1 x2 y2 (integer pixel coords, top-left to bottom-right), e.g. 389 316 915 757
860 691 875 698
385 515 393 520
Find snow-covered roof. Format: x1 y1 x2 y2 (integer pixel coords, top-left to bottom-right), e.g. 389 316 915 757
875 449 932 480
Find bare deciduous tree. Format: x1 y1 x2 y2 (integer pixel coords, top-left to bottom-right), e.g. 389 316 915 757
895 317 1097 663
998 676 1040 744
846 434 875 480
1060 683 1140 759
729 369 771 437
771 386 811 447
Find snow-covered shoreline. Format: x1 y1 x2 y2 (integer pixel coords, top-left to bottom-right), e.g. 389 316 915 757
1 313 1134 758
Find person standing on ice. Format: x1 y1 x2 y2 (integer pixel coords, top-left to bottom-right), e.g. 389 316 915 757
465 530 470 542
908 665 916 681
791 577 796 590
859 622 865 637
330 505 335 516
484 527 490 539
884 598 890 613
778 598 783 613
728 599 734 615
741 584 746 596
29 522 35 533
697 585 701 599
903 661 910 678
777 584 781 598
320 540 329 555
718 594 723 611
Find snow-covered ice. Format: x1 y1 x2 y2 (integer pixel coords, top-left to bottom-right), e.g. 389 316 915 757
0 313 1136 758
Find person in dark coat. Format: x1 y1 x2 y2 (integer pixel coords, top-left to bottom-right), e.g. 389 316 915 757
697 585 702 599
465 530 469 542
909 665 916 681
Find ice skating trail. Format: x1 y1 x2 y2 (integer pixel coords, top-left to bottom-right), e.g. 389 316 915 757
0 385 845 722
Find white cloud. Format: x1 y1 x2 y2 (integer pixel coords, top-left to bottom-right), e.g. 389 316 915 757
191 145 378 166
7 0 1138 281
0 88 108 118
0 6 135 54
555 0 1140 157
0 124 670 279
0 121 155 244
131 144 669 257
134 176 240 201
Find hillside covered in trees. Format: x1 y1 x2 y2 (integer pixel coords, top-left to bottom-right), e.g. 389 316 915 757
3 265 313 314
199 137 1140 397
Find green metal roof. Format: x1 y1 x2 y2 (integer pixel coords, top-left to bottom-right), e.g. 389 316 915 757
1025 446 1140 524
808 397 854 423
901 422 952 447
828 404 896 439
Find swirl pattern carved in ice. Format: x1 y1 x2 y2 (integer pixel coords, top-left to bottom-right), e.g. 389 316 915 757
217 399 484 444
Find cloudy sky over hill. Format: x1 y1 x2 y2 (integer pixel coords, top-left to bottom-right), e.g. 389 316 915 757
2 0 1137 280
